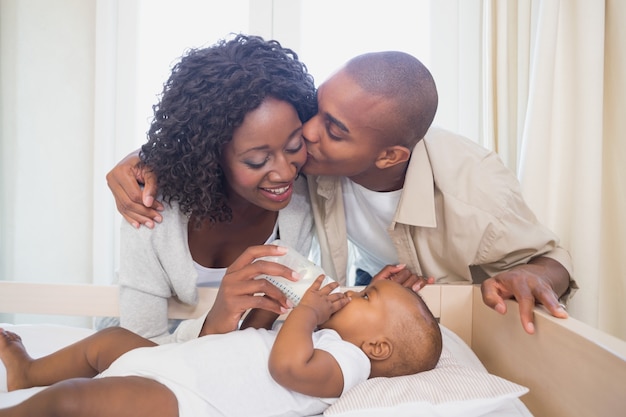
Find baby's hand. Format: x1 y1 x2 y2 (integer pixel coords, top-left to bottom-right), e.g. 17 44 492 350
298 275 350 325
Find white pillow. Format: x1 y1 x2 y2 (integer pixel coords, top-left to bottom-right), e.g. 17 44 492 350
324 327 528 417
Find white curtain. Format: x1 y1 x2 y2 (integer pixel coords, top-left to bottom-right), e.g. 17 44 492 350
0 0 100 326
516 0 626 339
0 0 255 325
452 0 625 339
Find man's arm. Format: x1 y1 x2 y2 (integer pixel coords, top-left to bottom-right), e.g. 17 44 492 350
481 256 570 334
269 276 349 398
106 149 163 228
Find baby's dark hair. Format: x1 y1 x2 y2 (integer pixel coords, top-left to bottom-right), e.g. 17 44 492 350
140 34 317 223
387 290 442 377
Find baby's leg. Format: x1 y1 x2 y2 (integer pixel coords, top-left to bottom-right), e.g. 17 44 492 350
0 327 155 391
0 375 178 417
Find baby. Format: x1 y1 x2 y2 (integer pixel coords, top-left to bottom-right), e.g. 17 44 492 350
0 269 442 417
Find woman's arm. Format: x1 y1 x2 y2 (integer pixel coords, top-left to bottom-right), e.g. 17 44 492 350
269 276 350 398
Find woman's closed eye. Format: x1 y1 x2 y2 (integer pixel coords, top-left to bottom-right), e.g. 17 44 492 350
285 136 304 154
244 155 270 169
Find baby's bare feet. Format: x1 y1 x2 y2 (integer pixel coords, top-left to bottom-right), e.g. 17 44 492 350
0 328 33 391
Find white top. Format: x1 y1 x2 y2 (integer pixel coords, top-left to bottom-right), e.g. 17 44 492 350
194 222 279 287
342 177 401 276
98 327 370 417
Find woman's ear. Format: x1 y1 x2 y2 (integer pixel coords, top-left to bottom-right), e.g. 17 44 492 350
374 146 411 170
362 337 393 361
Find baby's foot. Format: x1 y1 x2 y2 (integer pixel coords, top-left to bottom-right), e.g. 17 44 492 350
0 328 33 391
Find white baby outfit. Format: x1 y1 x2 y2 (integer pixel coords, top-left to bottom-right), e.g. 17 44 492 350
97 327 369 417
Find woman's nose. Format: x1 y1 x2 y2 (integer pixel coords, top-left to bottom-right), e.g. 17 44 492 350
268 155 299 182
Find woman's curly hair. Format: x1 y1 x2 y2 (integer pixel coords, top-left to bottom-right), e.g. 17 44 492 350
140 34 317 224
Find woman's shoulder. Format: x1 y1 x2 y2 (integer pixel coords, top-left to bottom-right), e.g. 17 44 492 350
120 199 190 243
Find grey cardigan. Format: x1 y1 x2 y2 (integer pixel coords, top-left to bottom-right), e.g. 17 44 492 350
116 177 314 344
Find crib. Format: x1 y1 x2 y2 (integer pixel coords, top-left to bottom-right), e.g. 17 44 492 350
1 281 625 416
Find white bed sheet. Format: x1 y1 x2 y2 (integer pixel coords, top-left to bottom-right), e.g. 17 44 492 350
0 323 532 416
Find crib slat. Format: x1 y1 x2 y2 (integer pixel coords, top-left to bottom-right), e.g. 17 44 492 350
471 286 626 417
0 282 226 319
0 281 120 316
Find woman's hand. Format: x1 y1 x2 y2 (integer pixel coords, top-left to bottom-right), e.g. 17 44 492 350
106 150 163 229
200 245 301 336
371 264 434 292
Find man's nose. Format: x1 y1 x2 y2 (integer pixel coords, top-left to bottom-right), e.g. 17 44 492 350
302 117 319 144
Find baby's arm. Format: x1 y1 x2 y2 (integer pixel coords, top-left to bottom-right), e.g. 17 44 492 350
268 276 350 398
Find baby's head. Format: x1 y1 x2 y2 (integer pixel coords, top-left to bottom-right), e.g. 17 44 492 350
320 279 442 377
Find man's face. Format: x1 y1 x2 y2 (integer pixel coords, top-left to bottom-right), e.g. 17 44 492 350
301 69 394 180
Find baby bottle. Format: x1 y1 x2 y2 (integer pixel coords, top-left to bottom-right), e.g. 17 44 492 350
255 239 339 306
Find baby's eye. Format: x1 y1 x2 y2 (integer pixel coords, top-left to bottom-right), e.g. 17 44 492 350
361 293 369 300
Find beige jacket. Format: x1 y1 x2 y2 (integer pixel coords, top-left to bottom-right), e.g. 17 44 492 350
308 127 575 296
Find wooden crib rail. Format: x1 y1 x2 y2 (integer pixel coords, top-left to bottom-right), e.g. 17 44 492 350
0 281 219 319
0 281 473 339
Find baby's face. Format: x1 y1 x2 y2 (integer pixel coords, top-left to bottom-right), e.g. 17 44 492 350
320 280 421 346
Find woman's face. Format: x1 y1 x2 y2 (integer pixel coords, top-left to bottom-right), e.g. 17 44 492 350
222 97 307 211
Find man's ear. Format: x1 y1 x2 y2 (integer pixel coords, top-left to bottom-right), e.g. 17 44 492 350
361 337 393 361
375 145 411 169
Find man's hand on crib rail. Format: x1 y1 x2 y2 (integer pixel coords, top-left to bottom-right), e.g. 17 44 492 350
481 256 570 335
199 245 300 336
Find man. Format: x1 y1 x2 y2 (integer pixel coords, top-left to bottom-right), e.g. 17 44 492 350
107 51 575 335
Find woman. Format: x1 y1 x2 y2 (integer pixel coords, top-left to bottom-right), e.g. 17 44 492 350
103 34 318 344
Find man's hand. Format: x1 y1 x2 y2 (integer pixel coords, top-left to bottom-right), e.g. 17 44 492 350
371 264 434 292
106 150 163 228
481 256 569 334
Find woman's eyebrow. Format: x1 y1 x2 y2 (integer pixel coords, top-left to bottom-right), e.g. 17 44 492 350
237 126 304 156
237 145 270 156
288 126 304 139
